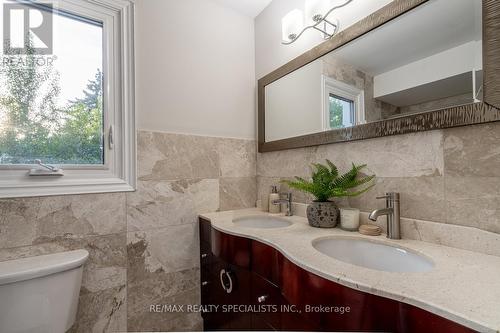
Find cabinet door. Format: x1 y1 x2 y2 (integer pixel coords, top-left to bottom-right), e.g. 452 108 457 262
398 303 476 333
279 255 398 332
211 228 251 269
221 262 253 330
204 257 252 331
302 268 398 332
277 256 322 331
251 240 280 286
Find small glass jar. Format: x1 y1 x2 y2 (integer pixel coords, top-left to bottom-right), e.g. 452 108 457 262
340 208 360 231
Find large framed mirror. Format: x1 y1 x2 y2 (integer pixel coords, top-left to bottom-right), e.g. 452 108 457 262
258 0 500 152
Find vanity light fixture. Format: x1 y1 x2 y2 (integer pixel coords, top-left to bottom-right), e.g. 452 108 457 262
282 9 305 44
281 0 353 45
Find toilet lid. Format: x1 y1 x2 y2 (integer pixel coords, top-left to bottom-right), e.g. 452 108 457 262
0 250 89 286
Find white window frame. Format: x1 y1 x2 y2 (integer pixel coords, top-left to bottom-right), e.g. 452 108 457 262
321 75 365 130
0 0 136 198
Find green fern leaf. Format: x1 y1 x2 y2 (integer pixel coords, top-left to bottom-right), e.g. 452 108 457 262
282 160 375 201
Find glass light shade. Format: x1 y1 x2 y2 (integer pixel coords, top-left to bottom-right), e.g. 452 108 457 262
305 0 330 24
281 9 304 42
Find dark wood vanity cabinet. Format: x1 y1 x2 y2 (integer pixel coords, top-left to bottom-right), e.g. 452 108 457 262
199 218 476 332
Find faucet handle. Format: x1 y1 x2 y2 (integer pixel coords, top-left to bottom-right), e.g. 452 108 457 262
376 192 400 201
280 192 292 200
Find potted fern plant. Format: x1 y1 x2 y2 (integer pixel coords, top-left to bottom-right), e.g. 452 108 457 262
282 160 375 228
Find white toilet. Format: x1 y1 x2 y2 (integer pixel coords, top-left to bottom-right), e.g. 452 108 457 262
0 250 89 333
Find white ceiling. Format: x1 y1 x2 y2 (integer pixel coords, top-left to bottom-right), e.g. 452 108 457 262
332 0 482 76
212 0 273 18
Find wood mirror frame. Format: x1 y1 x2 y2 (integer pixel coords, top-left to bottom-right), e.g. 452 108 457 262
258 0 500 153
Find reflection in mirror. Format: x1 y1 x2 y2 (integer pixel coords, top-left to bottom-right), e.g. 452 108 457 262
265 0 482 142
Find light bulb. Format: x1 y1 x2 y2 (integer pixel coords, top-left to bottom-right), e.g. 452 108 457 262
281 9 304 43
305 0 329 25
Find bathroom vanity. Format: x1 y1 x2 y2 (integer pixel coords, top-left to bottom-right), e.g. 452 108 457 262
199 210 500 332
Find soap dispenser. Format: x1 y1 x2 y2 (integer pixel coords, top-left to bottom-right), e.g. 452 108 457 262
268 185 280 214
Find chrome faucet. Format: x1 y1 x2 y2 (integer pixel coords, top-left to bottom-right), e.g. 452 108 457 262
369 192 401 240
272 193 293 216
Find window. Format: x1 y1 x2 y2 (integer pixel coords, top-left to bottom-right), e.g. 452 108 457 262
329 94 355 129
0 0 136 198
322 75 365 130
1 7 104 165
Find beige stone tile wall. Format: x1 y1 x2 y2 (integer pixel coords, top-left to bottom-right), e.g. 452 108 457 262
257 122 500 234
0 193 128 332
0 130 257 332
128 130 256 330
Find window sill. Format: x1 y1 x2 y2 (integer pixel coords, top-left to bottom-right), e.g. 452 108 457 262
0 167 136 198
0 177 135 199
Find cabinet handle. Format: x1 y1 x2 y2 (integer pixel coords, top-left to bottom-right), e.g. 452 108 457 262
201 253 208 258
202 281 209 286
219 269 233 294
257 295 269 303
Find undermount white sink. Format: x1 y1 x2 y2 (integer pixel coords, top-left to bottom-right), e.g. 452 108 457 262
233 216 292 229
313 237 434 272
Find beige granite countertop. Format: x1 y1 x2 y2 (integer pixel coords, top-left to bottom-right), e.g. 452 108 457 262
200 208 500 333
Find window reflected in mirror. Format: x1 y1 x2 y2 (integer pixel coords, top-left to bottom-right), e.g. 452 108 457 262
329 94 355 130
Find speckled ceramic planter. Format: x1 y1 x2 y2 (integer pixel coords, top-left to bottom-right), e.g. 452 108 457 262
306 201 339 228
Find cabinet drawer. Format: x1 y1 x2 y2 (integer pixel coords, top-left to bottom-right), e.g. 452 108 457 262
251 274 282 330
200 244 212 268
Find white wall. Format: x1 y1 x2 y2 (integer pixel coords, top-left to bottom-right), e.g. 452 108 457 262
265 61 323 141
135 0 256 139
374 41 483 97
255 0 393 79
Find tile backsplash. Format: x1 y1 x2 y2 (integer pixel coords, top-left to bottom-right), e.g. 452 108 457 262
257 122 500 234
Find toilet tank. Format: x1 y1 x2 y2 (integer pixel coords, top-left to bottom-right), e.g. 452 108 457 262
0 250 89 333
